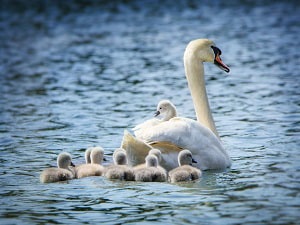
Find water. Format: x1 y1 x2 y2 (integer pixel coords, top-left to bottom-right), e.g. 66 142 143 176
0 0 299 224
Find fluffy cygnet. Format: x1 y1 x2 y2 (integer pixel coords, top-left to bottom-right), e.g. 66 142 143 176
40 152 75 183
75 147 105 179
104 148 134 181
133 100 177 135
133 148 165 172
112 148 127 164
85 147 92 164
154 99 177 121
168 149 202 183
134 154 167 182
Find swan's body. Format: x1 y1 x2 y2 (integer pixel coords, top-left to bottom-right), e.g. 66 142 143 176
133 100 177 136
122 39 231 171
169 150 202 183
40 152 75 183
75 147 105 178
134 154 167 182
104 148 134 181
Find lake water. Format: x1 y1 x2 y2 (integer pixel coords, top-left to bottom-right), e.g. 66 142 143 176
0 0 299 224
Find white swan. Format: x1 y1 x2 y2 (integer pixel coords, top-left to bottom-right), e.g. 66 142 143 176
169 150 202 183
104 148 134 181
121 39 231 171
134 154 167 182
40 152 75 183
75 147 105 178
133 99 177 136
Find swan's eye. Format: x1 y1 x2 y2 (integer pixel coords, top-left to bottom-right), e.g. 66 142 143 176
211 46 222 56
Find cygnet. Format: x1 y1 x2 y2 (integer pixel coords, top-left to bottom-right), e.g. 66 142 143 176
134 154 167 182
104 148 134 181
75 147 105 178
168 149 202 183
133 100 177 135
40 152 75 183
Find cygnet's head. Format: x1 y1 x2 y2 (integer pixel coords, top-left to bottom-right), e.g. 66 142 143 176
85 147 93 164
154 100 177 121
90 147 105 164
113 148 127 165
148 148 162 163
178 150 197 166
184 39 230 73
145 154 158 168
57 152 75 169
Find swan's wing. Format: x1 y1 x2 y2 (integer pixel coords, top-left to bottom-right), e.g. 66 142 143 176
132 118 161 131
135 117 197 145
121 130 152 167
148 141 184 152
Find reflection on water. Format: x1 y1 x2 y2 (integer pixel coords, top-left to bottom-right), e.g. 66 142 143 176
0 0 299 224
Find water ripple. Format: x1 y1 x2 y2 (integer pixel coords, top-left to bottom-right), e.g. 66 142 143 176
0 0 299 224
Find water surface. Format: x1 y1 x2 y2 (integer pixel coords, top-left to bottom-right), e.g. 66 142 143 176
0 0 299 224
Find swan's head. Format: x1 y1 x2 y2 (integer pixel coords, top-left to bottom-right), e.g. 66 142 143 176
185 39 230 73
178 149 197 166
154 100 177 120
57 152 75 169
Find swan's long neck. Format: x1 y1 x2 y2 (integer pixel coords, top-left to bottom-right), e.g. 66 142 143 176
184 51 219 138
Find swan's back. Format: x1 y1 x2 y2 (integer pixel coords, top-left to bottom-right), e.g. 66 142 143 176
40 152 75 183
136 117 231 170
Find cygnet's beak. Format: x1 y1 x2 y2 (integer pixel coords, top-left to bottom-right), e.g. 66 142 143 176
154 111 160 117
211 46 230 73
70 162 75 167
103 157 107 162
192 158 197 164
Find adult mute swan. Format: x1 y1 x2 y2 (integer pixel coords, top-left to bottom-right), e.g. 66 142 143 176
121 39 231 171
133 100 177 136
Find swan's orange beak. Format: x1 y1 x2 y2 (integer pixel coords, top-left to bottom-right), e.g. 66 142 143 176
211 46 230 73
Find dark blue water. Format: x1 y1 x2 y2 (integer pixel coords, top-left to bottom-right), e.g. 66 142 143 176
0 0 299 224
